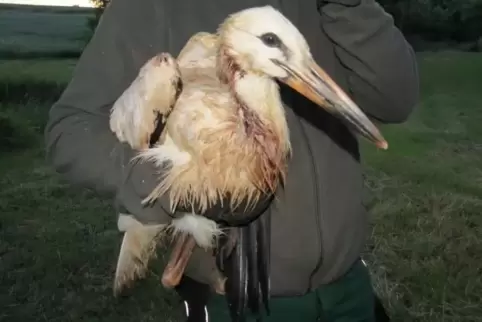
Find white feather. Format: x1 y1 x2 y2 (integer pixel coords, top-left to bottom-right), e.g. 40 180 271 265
113 214 166 296
136 133 191 168
109 81 147 149
170 214 223 249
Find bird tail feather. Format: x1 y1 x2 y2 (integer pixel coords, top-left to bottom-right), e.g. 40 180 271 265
113 214 166 296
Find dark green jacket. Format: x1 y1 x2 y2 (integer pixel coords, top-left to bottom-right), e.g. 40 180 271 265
44 0 419 296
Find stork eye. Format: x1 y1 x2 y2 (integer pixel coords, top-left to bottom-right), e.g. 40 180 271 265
259 32 282 48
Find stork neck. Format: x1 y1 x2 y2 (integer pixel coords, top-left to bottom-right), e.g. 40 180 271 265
232 73 281 120
216 46 291 189
217 47 284 124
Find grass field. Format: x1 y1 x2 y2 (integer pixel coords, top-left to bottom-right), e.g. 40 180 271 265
0 4 93 58
361 51 482 322
1 4 481 322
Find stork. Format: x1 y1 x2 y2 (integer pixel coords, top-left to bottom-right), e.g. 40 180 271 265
109 6 388 321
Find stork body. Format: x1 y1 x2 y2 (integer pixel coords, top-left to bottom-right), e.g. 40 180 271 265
109 6 387 321
140 37 291 214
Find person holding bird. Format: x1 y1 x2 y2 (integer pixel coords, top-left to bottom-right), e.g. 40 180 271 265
45 0 419 321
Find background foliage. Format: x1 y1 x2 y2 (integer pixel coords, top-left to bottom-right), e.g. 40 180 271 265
378 0 482 43
89 0 482 49
87 0 110 33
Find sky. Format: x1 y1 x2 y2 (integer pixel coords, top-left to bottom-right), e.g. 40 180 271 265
0 0 93 7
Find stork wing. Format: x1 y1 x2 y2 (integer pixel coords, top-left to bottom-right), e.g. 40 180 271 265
177 32 218 67
109 32 217 150
109 53 182 150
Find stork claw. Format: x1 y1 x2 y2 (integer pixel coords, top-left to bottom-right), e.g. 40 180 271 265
216 212 271 322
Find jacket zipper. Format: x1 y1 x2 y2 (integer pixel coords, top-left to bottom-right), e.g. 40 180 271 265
296 117 323 292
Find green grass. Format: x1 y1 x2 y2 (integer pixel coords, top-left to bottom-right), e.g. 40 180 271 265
0 81 183 322
0 150 183 322
0 59 77 104
0 4 93 58
1 50 481 322
360 51 482 322
0 59 78 83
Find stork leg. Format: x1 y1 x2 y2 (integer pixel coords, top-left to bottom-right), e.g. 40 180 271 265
161 214 222 289
217 212 271 322
162 232 197 289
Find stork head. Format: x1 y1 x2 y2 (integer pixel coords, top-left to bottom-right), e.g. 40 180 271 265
218 6 387 149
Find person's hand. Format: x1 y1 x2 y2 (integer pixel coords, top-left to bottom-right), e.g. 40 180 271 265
176 192 274 226
115 149 180 225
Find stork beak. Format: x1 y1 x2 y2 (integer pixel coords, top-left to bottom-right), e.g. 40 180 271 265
273 58 388 150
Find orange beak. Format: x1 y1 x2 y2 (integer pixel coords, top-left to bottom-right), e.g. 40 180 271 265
273 58 388 150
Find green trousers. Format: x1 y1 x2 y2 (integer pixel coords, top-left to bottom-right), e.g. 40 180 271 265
206 259 376 322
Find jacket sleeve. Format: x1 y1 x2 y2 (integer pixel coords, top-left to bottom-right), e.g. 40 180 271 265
318 0 420 123
44 0 173 224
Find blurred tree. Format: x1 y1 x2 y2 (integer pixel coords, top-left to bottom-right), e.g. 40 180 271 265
87 0 110 32
82 0 482 50
90 0 110 8
378 0 482 47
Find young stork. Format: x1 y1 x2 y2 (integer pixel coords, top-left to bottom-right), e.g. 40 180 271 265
109 5 388 321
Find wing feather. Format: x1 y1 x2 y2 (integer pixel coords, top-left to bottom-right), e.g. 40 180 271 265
109 54 181 150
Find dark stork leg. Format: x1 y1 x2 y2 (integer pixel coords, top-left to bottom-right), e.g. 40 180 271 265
175 275 211 322
216 212 271 322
